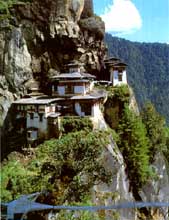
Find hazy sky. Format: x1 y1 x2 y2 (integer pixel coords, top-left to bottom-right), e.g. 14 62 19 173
93 0 169 43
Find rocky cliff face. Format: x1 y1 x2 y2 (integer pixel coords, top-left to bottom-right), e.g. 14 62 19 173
0 0 105 127
0 21 32 125
140 153 169 219
94 138 136 220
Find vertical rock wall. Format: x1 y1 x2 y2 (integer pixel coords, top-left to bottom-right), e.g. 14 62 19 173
140 153 169 219
0 23 32 125
94 139 136 220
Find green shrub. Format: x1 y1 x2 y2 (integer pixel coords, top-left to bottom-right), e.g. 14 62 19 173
1 159 34 202
61 117 93 134
55 197 99 220
35 130 111 203
1 130 112 204
113 85 130 103
104 85 130 129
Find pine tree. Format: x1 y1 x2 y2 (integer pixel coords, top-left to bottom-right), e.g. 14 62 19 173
141 102 166 162
118 105 150 192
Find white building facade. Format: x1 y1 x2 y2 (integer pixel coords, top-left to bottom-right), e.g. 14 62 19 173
110 68 127 86
13 62 108 144
105 57 128 86
51 72 95 97
13 98 60 143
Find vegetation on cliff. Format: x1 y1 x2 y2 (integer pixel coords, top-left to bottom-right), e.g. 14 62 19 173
1 129 111 203
141 102 167 162
117 105 151 192
61 117 93 135
103 84 130 129
0 0 31 14
104 85 169 200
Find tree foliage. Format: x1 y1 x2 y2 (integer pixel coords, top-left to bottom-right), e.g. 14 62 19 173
117 105 151 192
104 85 130 129
116 101 169 198
34 130 111 204
1 155 34 202
61 117 93 135
0 0 31 19
141 102 167 162
1 130 111 204
113 85 130 103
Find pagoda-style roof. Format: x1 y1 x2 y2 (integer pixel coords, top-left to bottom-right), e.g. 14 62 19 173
70 89 107 100
13 97 63 105
50 72 95 80
104 57 127 68
112 62 128 67
104 57 121 63
106 60 127 67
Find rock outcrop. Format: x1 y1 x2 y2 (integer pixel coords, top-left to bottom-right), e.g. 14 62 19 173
140 153 169 219
94 138 136 220
0 21 32 125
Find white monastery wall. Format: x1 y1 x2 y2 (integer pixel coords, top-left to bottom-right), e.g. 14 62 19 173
112 70 127 86
27 112 47 132
112 70 119 86
89 81 94 92
122 70 127 84
92 103 100 117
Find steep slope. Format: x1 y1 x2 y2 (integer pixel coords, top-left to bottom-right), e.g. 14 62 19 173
105 34 169 123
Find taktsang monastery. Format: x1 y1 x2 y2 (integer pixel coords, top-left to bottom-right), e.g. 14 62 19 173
13 58 127 144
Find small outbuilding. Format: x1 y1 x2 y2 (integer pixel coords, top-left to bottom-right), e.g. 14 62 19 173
13 97 61 144
104 57 128 86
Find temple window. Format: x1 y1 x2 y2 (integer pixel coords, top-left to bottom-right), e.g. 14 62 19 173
30 113 34 120
118 72 123 81
39 113 43 122
81 103 91 116
65 85 73 94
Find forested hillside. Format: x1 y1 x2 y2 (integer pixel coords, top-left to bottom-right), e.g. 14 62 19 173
105 34 169 123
